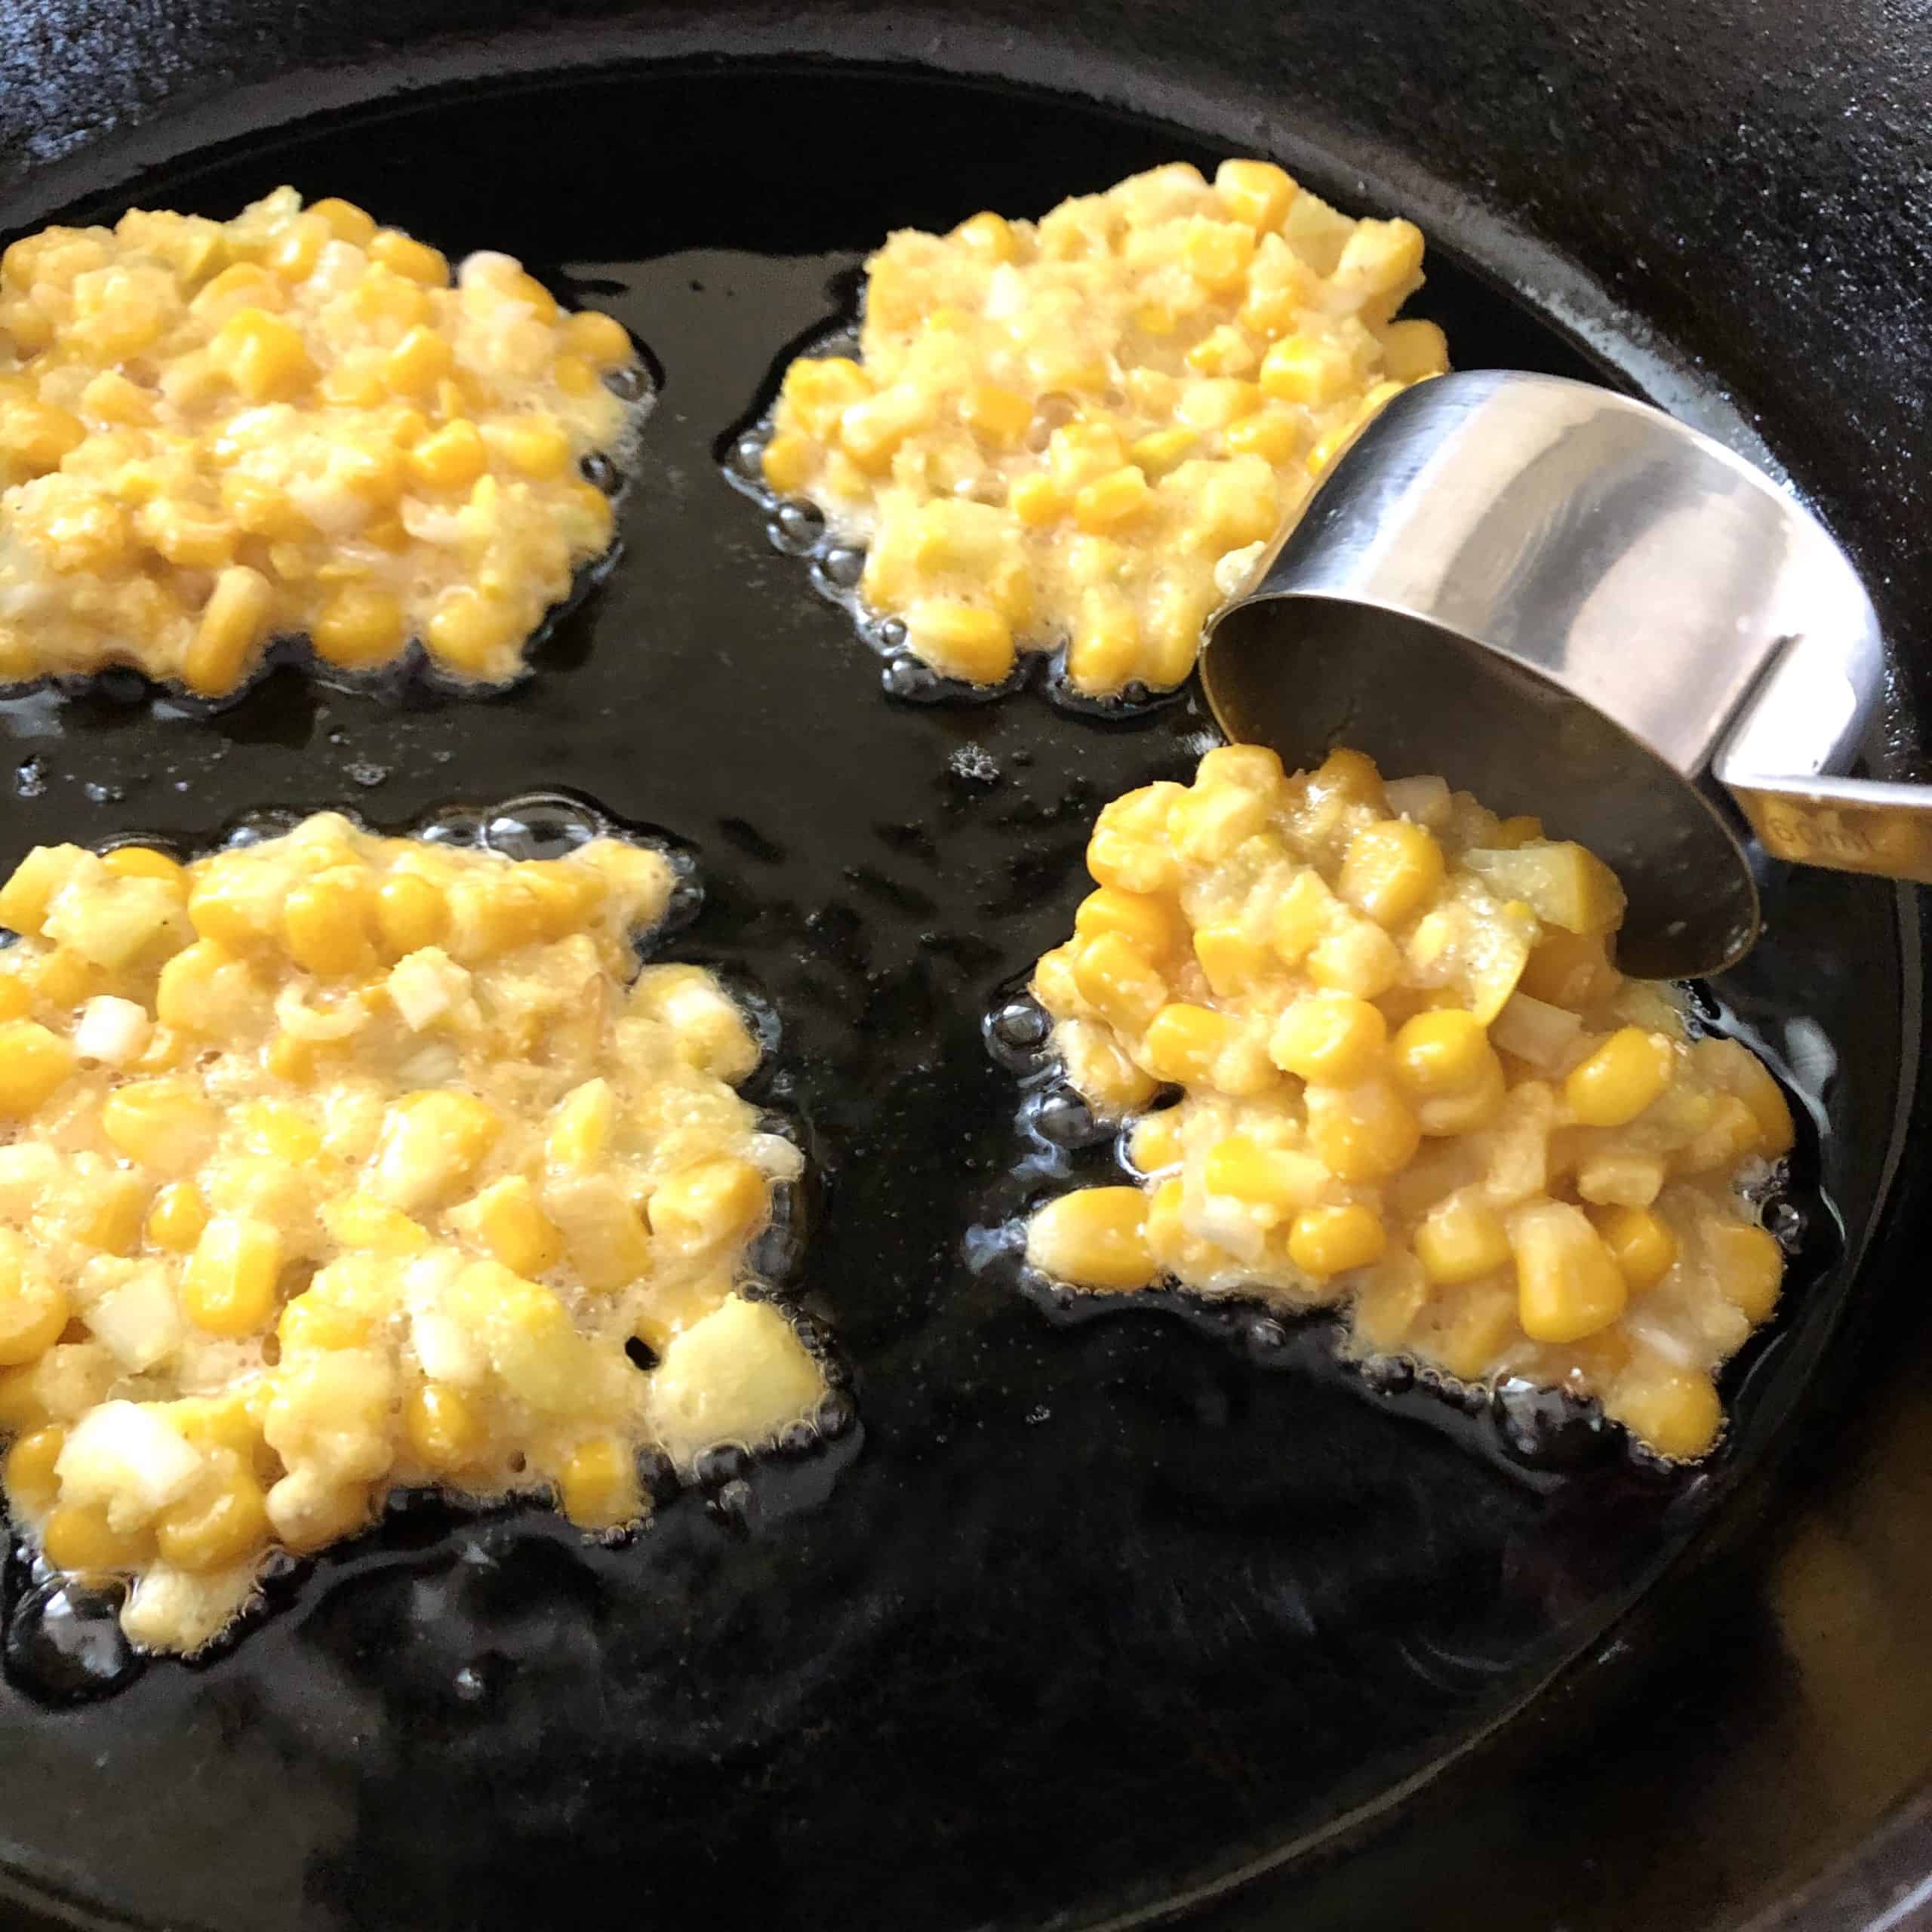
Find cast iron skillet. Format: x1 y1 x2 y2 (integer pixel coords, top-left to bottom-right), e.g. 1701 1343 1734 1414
0 9 1929 1932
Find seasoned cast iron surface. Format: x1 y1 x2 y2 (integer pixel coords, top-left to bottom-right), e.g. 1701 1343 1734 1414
0 62 1915 1932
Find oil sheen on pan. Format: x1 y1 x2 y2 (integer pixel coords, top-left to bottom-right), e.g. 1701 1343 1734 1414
0 60 1909 1932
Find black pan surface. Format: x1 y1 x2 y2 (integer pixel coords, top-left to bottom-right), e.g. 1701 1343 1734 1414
0 51 1922 1932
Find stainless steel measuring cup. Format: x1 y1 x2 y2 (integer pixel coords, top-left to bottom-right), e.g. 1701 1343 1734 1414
1198 369 1930 980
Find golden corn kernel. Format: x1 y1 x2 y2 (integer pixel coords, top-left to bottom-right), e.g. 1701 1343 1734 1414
1008 472 1065 528
312 585 408 669
0 1252 67 1367
1073 464 1152 533
425 586 521 677
1128 427 1198 477
1338 820 1445 928
1589 1204 1678 1294
371 1091 502 1211
1271 869 1338 964
1074 887 1186 961
72 1171 149 1256
649 1157 767 1254
183 1216 284 1337
1390 1010 1488 1094
1128 1108 1183 1175
1380 318 1451 382
548 1078 617 1170
404 1381 487 1473
0 1020 75 1116
1260 335 1356 404
959 384 1032 447
0 398 84 477
1306 919 1402 1000
1611 1367 1721 1460
1708 1221 1783 1323
146 1180 209 1252
1072 931 1169 1035
485 414 572 480
103 1076 216 1174
1270 994 1386 1085
1140 1003 1238 1085
1215 158 1296 230
282 868 380 979
1066 586 1141 696
562 307 632 369
1304 1078 1420 1182
5 1424 65 1516
1512 1201 1627 1344
183 565 275 696
1026 1186 1157 1291
1414 1193 1513 1287
44 1502 154 1575
761 429 817 494
276 1294 372 1355
307 196 377 244
409 416 488 493
952 211 1018 260
1286 1202 1386 1279
1203 1136 1327 1216
154 1454 271 1572
904 601 1015 685
320 1192 429 1254
368 229 449 286
375 872 448 957
460 1175 564 1277
558 1435 641 1529
100 845 185 888
208 306 314 401
1192 925 1272 998
1564 1027 1675 1128
0 977 26 1023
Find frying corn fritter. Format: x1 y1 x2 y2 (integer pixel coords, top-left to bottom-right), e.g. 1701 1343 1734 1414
1023 747 1792 1459
0 187 641 695
760 159 1446 695
0 814 823 1652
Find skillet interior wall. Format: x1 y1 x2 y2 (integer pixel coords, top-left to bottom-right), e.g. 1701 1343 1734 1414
0 9 1927 1932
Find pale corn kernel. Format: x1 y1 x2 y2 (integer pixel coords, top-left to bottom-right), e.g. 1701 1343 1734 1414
1707 1222 1783 1322
182 1216 283 1337
1085 787 1182 894
1128 1109 1184 1175
1269 994 1386 1085
1414 1193 1512 1286
1512 1201 1627 1344
1592 1204 1678 1294
1072 931 1169 1035
548 1078 617 1170
1306 920 1403 1000
1305 1078 1420 1181
1564 1027 1675 1128
208 307 314 401
1674 1094 1765 1174
1338 820 1445 928
1380 318 1450 382
1026 1187 1157 1292
558 1435 641 1529
1286 1203 1386 1279
1391 1009 1493 1096
959 384 1032 446
760 430 817 494
371 1091 502 1211
648 1158 767 1255
1223 409 1302 462
0 1244 67 1367
1066 586 1143 695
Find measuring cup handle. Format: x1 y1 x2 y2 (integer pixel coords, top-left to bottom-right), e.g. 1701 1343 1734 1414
1715 767 1932 886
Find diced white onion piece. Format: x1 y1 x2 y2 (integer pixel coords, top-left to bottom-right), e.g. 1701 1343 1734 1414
56 1401 202 1529
410 1309 485 1387
1212 541 1266 600
386 946 470 1032
87 1267 185 1372
749 1133 804 1182
73 995 152 1066
1383 774 1452 827
1491 992 1586 1072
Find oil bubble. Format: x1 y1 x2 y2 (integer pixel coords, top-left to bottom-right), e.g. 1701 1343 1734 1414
481 792 607 860
4 1578 143 1705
